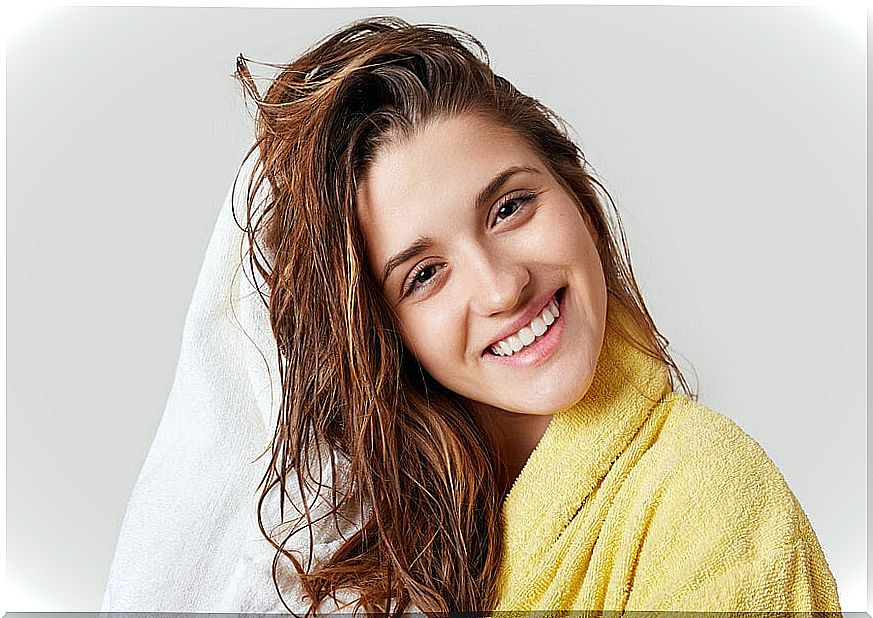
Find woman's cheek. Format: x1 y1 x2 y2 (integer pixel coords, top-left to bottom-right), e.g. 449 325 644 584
528 204 580 258
400 309 453 372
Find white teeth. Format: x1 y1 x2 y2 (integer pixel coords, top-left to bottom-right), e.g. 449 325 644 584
519 327 535 346
489 293 562 358
542 308 555 326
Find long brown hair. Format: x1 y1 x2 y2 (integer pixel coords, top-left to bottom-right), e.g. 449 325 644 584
233 16 694 616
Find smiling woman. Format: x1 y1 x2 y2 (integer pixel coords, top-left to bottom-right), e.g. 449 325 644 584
102 15 842 616
357 115 609 477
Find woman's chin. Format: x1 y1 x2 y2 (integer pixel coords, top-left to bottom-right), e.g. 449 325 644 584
527 357 601 413
484 376 596 416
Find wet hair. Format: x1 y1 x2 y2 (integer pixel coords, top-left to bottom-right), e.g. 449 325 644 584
234 16 694 616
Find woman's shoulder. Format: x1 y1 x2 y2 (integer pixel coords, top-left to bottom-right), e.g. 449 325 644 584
623 397 841 611
653 393 793 490
641 392 813 544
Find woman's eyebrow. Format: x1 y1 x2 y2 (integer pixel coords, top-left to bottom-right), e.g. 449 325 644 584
382 236 434 286
475 165 541 211
380 165 542 287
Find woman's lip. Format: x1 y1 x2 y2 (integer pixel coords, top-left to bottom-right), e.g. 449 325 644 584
483 290 566 367
482 287 563 354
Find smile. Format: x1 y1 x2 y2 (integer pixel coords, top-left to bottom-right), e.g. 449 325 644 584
484 288 566 367
490 296 560 356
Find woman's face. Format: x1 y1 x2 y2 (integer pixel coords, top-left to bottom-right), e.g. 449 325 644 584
357 114 607 416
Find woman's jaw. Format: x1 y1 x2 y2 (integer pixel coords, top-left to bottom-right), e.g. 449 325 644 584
471 277 606 417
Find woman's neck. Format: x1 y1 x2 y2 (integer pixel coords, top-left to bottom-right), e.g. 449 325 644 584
471 403 554 494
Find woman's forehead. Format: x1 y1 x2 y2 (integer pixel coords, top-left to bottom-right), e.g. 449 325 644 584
357 115 543 229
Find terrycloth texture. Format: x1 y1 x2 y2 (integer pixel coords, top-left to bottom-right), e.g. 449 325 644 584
100 168 363 614
495 303 841 612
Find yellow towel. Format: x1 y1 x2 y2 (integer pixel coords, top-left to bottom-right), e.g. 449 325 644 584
495 302 841 612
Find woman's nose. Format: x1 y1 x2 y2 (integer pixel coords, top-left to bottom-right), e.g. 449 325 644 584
465 247 530 317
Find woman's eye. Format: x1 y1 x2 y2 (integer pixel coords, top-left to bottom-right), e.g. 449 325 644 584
493 192 534 226
415 265 436 284
403 263 444 297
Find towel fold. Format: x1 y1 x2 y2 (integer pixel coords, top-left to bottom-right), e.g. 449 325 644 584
100 168 359 614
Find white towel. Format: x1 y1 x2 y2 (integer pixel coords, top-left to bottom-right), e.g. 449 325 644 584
101 164 363 614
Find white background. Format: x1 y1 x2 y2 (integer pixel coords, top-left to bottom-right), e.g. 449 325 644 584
6 4 867 611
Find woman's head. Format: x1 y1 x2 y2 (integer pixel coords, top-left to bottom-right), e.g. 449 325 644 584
357 112 607 417
236 16 691 615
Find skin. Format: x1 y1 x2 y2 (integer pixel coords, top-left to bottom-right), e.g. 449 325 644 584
357 113 608 479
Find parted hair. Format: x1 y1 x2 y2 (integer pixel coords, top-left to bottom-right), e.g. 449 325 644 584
234 16 693 616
